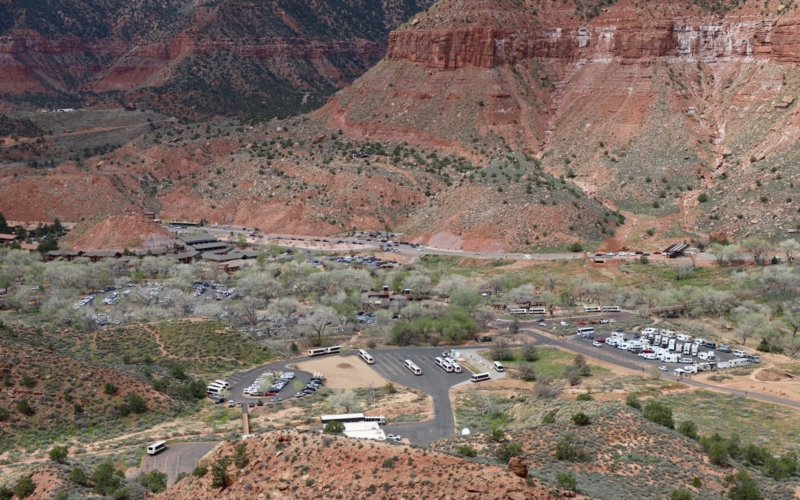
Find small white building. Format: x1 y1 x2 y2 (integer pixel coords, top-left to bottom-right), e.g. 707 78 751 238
343 421 386 441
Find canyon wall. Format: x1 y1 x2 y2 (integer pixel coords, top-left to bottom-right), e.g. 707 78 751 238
386 17 800 68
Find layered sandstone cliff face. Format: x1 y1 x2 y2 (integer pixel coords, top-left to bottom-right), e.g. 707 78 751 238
318 0 800 241
0 0 435 119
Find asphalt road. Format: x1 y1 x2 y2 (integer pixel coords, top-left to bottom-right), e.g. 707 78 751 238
140 442 217 486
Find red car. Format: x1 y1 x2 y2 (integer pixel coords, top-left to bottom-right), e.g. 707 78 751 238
641 349 654 354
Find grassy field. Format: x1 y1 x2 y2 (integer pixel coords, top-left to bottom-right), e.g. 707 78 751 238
661 390 800 454
483 346 610 379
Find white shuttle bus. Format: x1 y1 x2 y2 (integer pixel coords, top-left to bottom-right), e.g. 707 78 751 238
450 361 463 373
147 441 167 455
358 349 375 364
404 359 422 375
471 372 491 382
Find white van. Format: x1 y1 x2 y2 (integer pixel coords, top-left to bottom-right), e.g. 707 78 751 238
493 361 504 372
450 361 463 373
691 344 699 356
404 359 422 375
733 349 746 357
359 349 375 364
471 372 491 382
147 441 167 455
698 351 710 360
683 343 692 355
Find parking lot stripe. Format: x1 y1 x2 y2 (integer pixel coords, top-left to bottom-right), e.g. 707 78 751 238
375 355 403 377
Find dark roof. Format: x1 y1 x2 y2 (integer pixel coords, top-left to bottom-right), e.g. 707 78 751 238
171 251 200 260
664 243 689 255
191 242 230 252
134 248 168 256
84 251 121 258
47 250 82 257
179 234 218 245
200 250 258 262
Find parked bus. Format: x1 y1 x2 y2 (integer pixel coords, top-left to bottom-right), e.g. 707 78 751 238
528 307 546 314
404 359 422 375
320 413 366 425
358 349 375 364
213 379 230 389
602 306 620 312
450 361 463 373
308 345 341 357
583 306 601 312
147 441 167 455
364 415 386 425
509 308 528 315
440 358 455 373
576 327 595 337
471 372 491 382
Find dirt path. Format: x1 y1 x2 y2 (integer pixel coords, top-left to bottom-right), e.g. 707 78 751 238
140 325 175 358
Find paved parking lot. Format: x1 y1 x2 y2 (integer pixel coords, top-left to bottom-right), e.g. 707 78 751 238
140 442 217 486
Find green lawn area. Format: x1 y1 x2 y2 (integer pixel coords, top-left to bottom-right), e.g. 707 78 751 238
483 346 609 379
660 390 800 454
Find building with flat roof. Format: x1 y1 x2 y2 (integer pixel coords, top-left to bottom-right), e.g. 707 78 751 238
342 421 386 441
179 234 219 246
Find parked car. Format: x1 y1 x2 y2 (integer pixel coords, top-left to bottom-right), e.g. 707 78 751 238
248 402 255 408
560 321 569 326
269 397 282 403
294 392 305 398
592 341 603 348
236 402 243 408
717 345 732 353
658 366 668 371
256 400 263 406
386 434 401 442
227 400 235 408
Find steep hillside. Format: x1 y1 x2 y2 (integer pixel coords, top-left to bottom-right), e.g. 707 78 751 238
319 0 800 241
157 430 554 500
60 213 176 251
0 0 435 120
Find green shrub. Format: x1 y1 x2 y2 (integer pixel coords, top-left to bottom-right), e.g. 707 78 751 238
576 392 593 401
708 443 729 466
138 470 167 493
382 457 396 468
69 467 88 486
125 392 147 414
725 470 762 500
13 478 35 499
49 445 68 463
490 427 505 442
554 433 588 462
211 457 230 488
697 193 708 203
192 465 208 477
542 411 556 424
643 401 674 429
555 471 577 492
54 489 68 500
671 488 693 500
571 412 590 426
691 476 702 488
20 374 36 388
456 445 477 457
92 461 121 495
496 443 523 463
323 421 344 434
233 443 249 469
568 242 583 252
678 420 698 440
0 486 11 500
16 399 33 415
175 472 188 483
111 487 129 500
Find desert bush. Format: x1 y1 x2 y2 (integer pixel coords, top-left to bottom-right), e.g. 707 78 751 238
233 443 249 469
13 478 35 499
125 392 147 414
192 465 208 477
671 488 693 500
111 487 129 500
456 445 477 457
49 445 68 463
323 421 344 434
643 401 674 429
522 345 539 362
533 375 560 399
69 467 88 486
490 427 505 442
53 489 68 500
518 362 537 381
138 470 167 493
691 477 702 488
495 443 523 463
677 420 698 440
384 381 397 394
382 457 396 468
571 412 590 426
542 411 557 424
16 399 33 415
564 365 580 386
724 470 762 500
0 408 8 421
92 461 121 495
576 392 593 401
555 471 577 492
104 381 116 395
20 374 36 388
211 457 231 488
0 486 11 500
554 433 588 462
763 453 798 480
175 472 188 483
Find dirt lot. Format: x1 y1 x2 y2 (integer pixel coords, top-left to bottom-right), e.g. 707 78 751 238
296 355 387 389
